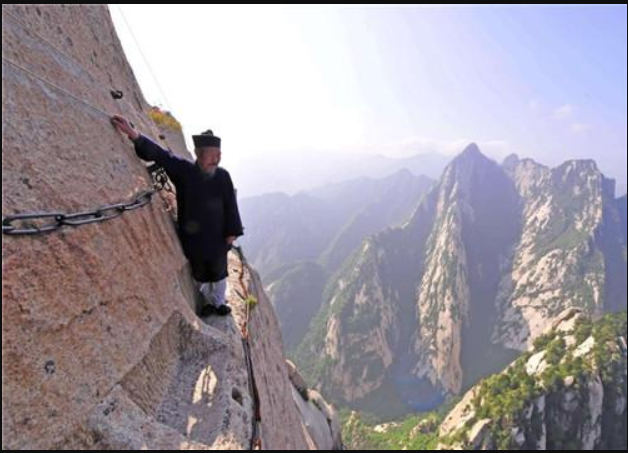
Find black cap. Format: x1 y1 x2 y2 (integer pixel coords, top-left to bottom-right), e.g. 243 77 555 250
193 130 221 148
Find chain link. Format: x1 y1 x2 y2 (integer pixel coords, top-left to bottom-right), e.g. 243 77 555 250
2 7 179 237
2 165 173 236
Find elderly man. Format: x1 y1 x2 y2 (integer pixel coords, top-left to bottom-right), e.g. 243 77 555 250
112 115 244 316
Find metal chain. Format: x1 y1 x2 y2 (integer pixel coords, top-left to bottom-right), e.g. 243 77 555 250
2 8 180 237
2 164 173 236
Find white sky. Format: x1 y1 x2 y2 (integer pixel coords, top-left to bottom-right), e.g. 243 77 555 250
109 5 627 194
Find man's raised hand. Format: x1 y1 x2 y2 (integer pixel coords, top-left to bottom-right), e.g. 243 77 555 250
111 114 140 141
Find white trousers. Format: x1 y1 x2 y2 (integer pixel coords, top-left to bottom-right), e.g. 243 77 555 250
196 278 228 307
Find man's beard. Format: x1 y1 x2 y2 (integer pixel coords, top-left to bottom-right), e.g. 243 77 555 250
201 165 217 176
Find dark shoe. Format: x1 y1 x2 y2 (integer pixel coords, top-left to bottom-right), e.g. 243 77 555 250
199 303 217 318
215 304 232 316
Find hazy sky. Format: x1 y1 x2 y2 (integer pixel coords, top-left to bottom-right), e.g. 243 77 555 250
110 5 627 194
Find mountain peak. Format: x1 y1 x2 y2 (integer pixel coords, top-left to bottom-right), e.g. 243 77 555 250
502 153 520 167
451 142 492 166
445 143 494 175
460 142 482 157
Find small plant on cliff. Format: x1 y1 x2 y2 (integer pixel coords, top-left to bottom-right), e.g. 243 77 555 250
148 106 182 131
245 295 258 309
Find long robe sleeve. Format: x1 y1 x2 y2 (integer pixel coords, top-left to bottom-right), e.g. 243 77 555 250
133 135 191 184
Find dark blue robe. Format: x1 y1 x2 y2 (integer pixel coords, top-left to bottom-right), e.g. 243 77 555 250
133 135 244 282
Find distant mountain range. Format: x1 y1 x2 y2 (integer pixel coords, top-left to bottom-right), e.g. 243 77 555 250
231 151 448 198
239 169 434 350
293 144 626 418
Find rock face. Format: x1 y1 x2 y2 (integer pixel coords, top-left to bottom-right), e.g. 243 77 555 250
414 145 522 395
437 311 627 450
493 157 622 350
2 5 340 450
297 144 626 417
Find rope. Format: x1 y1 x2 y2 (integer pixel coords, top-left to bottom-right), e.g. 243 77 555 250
2 7 180 229
2 7 132 113
2 55 112 119
114 5 174 112
3 7 253 445
3 6 174 147
233 246 263 450
2 7 99 80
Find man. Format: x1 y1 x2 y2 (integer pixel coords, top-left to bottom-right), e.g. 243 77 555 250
111 115 244 317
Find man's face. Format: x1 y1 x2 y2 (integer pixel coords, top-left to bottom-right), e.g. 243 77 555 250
196 147 221 172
